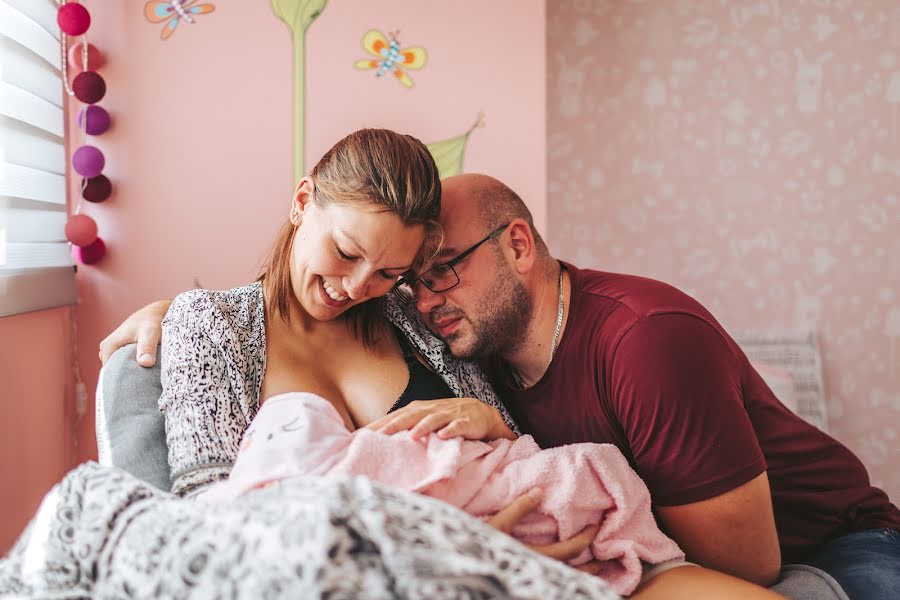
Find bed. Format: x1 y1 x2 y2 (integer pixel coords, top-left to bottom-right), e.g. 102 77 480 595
0 344 848 599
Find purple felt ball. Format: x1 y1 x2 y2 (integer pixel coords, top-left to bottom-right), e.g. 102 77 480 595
73 237 106 265
72 71 105 104
77 105 110 135
58 3 91 36
65 214 98 247
72 145 104 178
82 175 112 203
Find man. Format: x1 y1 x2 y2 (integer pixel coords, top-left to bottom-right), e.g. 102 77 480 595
103 174 899 598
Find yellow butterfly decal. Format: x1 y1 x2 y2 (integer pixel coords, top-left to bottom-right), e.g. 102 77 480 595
354 29 426 88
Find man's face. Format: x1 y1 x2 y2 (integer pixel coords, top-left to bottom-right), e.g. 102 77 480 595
414 184 531 359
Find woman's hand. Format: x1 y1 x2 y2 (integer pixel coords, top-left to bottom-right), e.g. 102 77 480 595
365 397 516 441
486 488 603 574
98 300 172 366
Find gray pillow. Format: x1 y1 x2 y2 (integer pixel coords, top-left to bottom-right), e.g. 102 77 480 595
96 344 170 491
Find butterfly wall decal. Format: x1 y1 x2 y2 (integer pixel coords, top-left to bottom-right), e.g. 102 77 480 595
354 29 427 88
144 0 215 41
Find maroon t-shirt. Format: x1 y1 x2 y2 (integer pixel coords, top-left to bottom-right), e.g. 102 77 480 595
492 263 900 563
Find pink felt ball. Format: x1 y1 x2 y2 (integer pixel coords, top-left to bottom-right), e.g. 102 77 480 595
73 237 106 265
72 71 106 104
57 3 91 36
68 42 104 73
65 214 98 247
72 145 104 178
77 105 110 135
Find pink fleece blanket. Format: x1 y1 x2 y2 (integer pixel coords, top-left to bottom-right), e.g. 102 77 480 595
200 393 683 595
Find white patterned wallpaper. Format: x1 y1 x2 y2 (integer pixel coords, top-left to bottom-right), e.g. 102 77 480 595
547 0 899 499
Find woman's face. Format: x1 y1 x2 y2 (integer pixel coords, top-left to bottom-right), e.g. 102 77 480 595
289 181 425 321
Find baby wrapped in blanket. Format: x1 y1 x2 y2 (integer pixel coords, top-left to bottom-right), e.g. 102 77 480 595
199 392 684 595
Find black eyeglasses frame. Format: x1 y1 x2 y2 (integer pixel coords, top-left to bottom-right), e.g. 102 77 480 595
402 223 511 294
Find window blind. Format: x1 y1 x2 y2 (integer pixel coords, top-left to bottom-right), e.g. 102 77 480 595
0 0 77 317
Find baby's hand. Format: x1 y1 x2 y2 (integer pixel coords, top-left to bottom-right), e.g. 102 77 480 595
486 488 601 568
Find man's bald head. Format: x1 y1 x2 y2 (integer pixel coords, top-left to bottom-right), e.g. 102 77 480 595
440 174 549 258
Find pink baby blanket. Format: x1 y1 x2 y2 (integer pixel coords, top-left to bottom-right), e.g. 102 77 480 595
200 393 683 595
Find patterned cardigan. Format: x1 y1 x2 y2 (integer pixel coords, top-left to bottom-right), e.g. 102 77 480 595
160 282 520 496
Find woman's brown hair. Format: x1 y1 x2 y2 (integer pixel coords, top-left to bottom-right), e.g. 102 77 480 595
258 128 442 346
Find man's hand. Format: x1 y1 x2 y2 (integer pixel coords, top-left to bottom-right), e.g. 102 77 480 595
365 397 516 441
486 488 603 574
98 300 172 367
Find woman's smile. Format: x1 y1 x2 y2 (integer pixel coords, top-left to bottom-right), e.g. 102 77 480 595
318 276 350 307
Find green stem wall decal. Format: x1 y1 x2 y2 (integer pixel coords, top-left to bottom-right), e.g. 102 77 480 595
270 0 327 181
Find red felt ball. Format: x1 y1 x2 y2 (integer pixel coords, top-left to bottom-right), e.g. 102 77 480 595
65 214 98 246
72 71 105 104
73 237 106 265
57 3 91 36
82 175 112 203
68 42 104 73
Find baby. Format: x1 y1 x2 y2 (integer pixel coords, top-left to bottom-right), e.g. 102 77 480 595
199 392 684 596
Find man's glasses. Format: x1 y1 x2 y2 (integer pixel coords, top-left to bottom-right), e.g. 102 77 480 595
406 223 510 293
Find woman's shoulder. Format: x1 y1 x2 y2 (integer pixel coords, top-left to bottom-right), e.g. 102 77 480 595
165 282 264 333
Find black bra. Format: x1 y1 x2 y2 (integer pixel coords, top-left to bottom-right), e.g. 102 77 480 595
389 325 454 412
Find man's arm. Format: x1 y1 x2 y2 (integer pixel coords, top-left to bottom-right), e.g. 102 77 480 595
611 313 781 586
99 300 171 366
656 472 781 586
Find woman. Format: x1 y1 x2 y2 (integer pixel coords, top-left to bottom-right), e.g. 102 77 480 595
109 129 784 599
158 128 510 497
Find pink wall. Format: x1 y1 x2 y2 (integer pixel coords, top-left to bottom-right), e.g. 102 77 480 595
0 308 73 553
5 0 897 551
548 1 900 499
67 1 546 462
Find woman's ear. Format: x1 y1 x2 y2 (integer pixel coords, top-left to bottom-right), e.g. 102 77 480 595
290 177 315 225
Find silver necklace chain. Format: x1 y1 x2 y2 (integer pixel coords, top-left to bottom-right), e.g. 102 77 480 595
549 265 565 362
512 266 565 389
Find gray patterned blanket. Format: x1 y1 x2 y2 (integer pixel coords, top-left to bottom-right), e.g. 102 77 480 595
0 463 619 599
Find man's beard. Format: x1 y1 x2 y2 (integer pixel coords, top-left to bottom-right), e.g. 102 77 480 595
443 269 533 360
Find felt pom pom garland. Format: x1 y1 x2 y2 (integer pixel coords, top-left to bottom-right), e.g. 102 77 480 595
59 1 110 264
71 145 104 178
82 175 111 203
64 214 98 247
77 105 110 135
71 70 105 104
57 2 90 36
67 41 103 73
